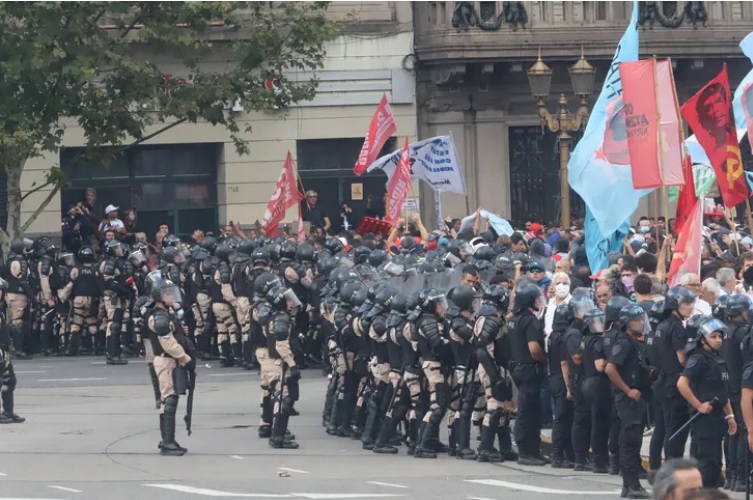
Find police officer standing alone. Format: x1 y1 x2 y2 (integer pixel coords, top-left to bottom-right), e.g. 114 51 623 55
146 279 196 456
677 317 736 488
605 304 652 499
508 281 548 466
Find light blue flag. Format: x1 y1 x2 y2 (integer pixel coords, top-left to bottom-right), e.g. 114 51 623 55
568 0 650 242
584 206 629 272
746 171 753 193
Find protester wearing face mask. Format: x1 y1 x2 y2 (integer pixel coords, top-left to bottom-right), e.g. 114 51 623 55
544 272 572 337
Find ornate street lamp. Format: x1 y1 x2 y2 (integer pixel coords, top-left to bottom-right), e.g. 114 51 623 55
527 47 596 228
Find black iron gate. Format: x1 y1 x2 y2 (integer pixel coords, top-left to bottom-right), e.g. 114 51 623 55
508 126 585 227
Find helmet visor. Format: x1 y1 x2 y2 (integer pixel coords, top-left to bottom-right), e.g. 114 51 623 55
626 313 651 336
129 250 146 267
160 284 184 308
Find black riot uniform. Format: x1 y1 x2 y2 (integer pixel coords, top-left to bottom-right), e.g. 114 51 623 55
0 278 25 424
603 295 631 475
645 299 666 476
655 286 695 459
508 282 547 465
548 303 575 468
678 318 734 488
564 294 594 471
605 304 652 499
720 294 749 492
581 308 611 474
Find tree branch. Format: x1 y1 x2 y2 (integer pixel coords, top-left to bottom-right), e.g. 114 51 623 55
111 117 189 155
21 185 60 233
120 3 150 40
20 180 53 202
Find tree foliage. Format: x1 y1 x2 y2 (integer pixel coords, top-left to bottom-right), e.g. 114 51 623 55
0 1 338 237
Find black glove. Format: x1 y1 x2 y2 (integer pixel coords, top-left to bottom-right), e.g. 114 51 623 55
184 358 196 372
288 365 301 382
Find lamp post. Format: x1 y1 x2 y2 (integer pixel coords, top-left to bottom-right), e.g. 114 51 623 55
527 47 596 228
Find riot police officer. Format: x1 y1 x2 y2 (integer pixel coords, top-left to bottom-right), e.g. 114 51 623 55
605 304 651 499
0 278 25 424
677 317 735 488
581 308 611 474
565 292 595 471
508 281 547 466
548 302 575 468
721 294 749 492
64 246 101 356
604 295 631 475
655 286 695 459
100 240 131 365
146 279 195 456
6 238 33 359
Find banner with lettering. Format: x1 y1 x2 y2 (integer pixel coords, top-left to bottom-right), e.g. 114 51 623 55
353 93 397 176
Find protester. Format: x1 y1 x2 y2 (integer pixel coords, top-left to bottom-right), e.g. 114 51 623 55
652 458 703 500
301 190 331 234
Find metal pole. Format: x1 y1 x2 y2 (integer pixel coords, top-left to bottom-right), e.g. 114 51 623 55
559 131 572 228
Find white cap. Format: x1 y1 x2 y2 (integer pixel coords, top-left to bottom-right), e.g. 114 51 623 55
105 204 119 214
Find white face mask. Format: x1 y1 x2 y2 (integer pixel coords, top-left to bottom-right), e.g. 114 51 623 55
555 283 570 298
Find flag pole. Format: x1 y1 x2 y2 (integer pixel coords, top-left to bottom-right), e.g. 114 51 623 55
666 59 687 258
654 56 671 280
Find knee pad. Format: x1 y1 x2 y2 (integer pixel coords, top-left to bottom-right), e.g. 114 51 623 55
286 378 300 401
282 396 296 415
112 308 124 324
163 394 179 414
435 383 449 409
111 322 122 338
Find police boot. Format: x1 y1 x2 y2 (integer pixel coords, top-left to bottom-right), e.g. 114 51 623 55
11 326 29 360
106 336 127 365
258 396 273 438
413 420 437 459
148 364 161 410
160 395 186 456
476 425 503 463
406 418 419 455
350 400 367 439
0 392 25 423
327 398 343 436
219 339 232 367
361 399 381 450
447 421 457 456
732 474 748 492
270 412 300 449
65 332 81 356
496 425 519 461
242 341 253 370
573 451 590 471
322 376 337 427
232 341 243 367
609 453 621 475
724 471 735 490
625 481 650 499
373 416 399 454
455 418 476 460
427 416 449 453
563 447 576 468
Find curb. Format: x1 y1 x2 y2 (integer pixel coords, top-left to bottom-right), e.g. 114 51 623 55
540 432 652 472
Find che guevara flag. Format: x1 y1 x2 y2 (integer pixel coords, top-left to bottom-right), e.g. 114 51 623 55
681 64 747 208
353 93 397 176
668 198 703 286
619 59 684 189
261 151 303 237
385 137 411 226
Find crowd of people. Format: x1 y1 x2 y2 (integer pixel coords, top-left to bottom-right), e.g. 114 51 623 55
4 193 753 499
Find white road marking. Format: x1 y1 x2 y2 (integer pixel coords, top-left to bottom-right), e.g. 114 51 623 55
144 484 291 497
465 479 622 495
230 455 244 460
49 485 83 493
292 495 404 499
15 370 46 374
367 482 408 489
37 377 108 382
0 472 7 476
0 498 66 500
278 467 310 474
469 497 496 500
207 373 249 377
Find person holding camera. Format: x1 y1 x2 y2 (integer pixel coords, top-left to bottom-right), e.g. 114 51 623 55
62 205 94 253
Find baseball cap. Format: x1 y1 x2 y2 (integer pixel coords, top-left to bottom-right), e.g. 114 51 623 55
105 204 119 214
530 223 544 235
528 261 546 272
589 269 609 280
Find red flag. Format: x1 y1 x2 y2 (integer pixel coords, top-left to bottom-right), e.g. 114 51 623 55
681 64 746 207
668 198 703 286
619 59 684 188
353 93 397 176
385 137 411 226
673 152 697 234
261 152 303 237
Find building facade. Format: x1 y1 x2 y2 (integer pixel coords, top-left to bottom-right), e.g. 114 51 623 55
21 2 416 240
415 1 753 227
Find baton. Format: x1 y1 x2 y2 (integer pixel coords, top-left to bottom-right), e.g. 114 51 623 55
668 397 720 443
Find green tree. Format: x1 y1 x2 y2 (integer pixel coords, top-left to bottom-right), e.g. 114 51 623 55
0 1 337 239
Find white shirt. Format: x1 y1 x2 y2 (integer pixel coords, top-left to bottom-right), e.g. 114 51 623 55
544 294 571 338
693 297 712 316
98 218 124 232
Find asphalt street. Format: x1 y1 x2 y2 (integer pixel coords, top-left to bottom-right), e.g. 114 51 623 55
0 356 732 500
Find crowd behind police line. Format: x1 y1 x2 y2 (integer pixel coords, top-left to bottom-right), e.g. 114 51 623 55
8 205 753 496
